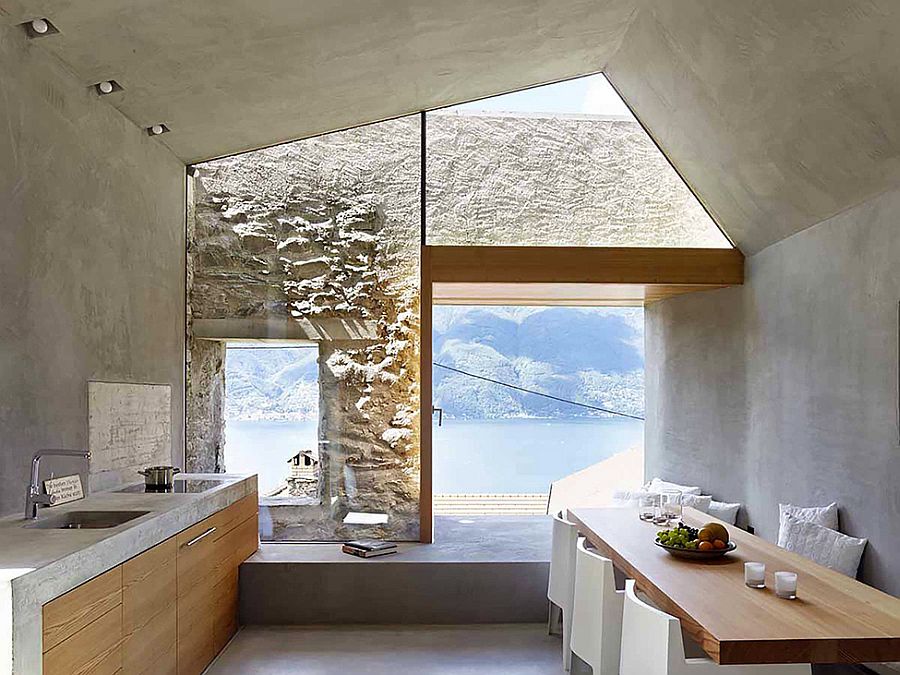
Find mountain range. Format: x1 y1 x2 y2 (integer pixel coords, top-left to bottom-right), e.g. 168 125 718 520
225 306 644 421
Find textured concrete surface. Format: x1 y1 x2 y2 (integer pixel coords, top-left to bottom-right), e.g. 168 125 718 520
606 1 900 253
0 474 255 675
0 22 185 517
0 0 636 162
645 186 900 596
240 517 551 625
207 625 567 675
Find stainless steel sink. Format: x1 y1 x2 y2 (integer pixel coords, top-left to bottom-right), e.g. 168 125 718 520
25 510 150 530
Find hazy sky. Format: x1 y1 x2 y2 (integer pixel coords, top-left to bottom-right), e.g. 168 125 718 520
448 73 633 118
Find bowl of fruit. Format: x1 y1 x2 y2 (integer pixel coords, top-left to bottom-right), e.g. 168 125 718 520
655 522 736 560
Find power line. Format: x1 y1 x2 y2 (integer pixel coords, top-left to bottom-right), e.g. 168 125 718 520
433 362 645 421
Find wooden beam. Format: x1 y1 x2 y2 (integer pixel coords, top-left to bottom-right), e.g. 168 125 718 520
429 246 744 286
433 282 733 306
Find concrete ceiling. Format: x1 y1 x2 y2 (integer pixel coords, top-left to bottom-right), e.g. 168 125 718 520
4 0 900 253
0 0 636 161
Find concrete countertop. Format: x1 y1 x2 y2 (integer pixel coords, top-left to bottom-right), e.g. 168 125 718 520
0 473 257 675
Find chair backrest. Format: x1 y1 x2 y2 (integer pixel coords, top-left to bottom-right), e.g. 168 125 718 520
570 538 624 674
620 580 685 675
548 511 578 610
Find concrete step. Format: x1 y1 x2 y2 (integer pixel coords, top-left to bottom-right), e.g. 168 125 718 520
239 516 551 625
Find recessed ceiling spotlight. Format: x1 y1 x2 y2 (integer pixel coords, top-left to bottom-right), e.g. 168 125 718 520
147 124 170 136
95 80 123 96
23 18 59 38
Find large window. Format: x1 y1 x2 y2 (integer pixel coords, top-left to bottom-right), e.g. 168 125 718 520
426 74 730 248
186 72 734 543
432 305 644 515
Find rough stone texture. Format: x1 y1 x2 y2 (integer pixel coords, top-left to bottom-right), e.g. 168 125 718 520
645 185 900 596
0 22 185 518
187 112 724 540
189 116 421 541
188 112 724 540
426 112 727 247
185 338 226 474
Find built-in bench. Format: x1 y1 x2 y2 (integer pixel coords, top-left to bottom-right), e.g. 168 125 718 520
239 515 550 624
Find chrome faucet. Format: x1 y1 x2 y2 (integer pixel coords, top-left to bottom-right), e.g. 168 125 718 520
25 449 91 519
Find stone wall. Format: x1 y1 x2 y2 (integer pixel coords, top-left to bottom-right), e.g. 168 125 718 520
187 116 421 540
186 111 723 540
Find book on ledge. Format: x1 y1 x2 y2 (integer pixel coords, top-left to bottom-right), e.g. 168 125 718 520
342 539 398 558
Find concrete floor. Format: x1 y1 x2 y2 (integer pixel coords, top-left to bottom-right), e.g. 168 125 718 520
206 624 568 675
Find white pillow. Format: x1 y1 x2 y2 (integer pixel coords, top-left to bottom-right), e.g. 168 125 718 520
708 500 741 525
682 494 712 513
647 478 702 496
778 502 839 544
612 487 650 501
777 514 867 577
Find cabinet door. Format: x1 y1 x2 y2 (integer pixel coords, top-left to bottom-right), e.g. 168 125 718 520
43 567 123 675
123 538 177 675
176 516 218 675
211 513 258 653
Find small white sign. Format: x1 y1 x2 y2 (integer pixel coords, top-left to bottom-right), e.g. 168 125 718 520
43 474 84 506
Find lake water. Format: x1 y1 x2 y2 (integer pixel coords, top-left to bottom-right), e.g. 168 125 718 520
225 417 644 495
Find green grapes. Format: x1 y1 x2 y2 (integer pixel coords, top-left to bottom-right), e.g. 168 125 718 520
656 523 701 549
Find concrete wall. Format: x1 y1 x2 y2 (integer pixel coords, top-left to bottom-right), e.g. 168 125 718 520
0 24 185 516
645 186 900 595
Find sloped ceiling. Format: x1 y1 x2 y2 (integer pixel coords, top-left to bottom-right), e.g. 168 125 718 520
0 0 637 161
605 1 900 253
3 0 900 253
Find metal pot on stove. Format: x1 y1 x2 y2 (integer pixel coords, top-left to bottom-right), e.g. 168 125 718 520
138 465 181 488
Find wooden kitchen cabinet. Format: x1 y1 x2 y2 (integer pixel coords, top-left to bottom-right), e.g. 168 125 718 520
41 491 258 675
122 538 177 675
42 566 123 675
176 493 258 675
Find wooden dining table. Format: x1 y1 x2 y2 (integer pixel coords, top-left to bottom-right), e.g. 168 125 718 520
567 506 900 665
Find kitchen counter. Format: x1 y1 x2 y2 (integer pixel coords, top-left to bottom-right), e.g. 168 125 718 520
0 473 257 674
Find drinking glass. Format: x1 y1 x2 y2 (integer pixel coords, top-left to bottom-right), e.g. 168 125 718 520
775 571 798 599
639 493 659 522
661 489 683 523
744 562 766 588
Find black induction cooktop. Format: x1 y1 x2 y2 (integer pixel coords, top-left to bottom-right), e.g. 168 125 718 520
115 479 225 494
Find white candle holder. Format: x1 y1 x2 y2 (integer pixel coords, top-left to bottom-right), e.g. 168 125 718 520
744 562 766 588
774 571 798 599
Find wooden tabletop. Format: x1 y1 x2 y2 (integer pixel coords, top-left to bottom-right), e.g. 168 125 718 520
568 507 900 665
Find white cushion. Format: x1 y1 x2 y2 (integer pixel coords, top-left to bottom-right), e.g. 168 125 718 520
778 502 839 541
708 500 741 525
777 514 867 577
612 487 649 501
682 494 712 513
647 478 702 496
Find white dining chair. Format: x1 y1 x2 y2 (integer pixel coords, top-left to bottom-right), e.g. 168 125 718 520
548 511 579 671
620 580 811 675
570 537 624 675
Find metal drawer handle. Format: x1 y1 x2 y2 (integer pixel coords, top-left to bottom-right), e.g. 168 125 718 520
184 526 216 548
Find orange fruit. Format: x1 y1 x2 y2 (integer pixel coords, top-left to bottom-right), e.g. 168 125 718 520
713 539 726 549
698 541 714 551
